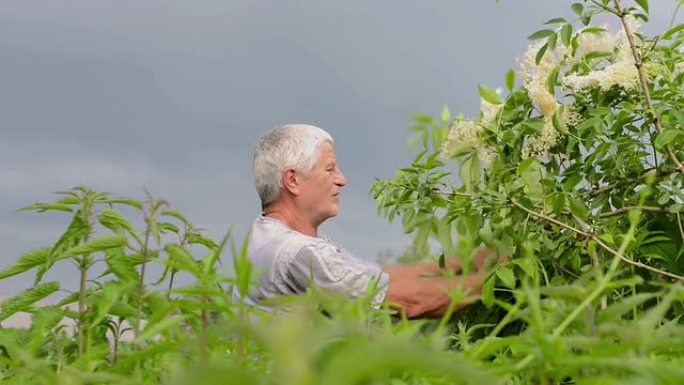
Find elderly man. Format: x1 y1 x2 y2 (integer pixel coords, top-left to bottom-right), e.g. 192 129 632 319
238 124 488 318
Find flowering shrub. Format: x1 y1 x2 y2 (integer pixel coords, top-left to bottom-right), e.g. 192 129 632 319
2 1 684 384
373 0 684 381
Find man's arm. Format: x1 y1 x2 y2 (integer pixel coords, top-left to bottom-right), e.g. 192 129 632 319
381 265 484 318
380 249 502 318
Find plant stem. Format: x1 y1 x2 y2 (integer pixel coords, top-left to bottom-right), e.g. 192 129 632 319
135 223 151 338
200 297 207 364
596 206 666 219
167 270 177 300
77 260 87 355
675 211 684 244
471 301 521 358
613 0 684 173
589 168 674 198
589 0 618 15
552 221 636 337
511 199 684 281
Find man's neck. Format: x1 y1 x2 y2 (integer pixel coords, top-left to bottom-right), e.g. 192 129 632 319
263 206 318 237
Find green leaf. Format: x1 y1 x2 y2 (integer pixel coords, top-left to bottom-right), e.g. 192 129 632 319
98 208 143 246
161 209 190 225
527 29 555 40
634 0 649 14
654 130 682 149
561 24 572 46
158 222 180 234
133 314 191 343
552 108 570 135
90 282 124 327
481 276 496 307
512 258 535 278
581 27 607 34
28 306 63 336
0 282 60 322
478 84 502 105
544 17 567 25
165 244 201 277
460 156 473 191
496 266 516 289
106 198 144 210
19 203 73 213
669 203 684 213
518 158 543 200
48 211 90 259
662 24 684 40
569 198 589 221
505 69 515 91
521 118 545 134
546 67 559 94
546 33 557 51
435 216 454 257
441 105 451 122
202 230 230 275
61 235 129 259
535 43 548 65
571 3 584 15
104 248 140 283
0 248 49 281
188 232 218 250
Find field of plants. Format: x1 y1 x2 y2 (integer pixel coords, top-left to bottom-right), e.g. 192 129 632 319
2 1 684 384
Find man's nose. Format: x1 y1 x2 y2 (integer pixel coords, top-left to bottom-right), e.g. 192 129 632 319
335 169 347 186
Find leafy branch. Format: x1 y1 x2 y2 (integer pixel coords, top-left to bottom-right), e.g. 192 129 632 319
510 199 684 281
613 0 684 172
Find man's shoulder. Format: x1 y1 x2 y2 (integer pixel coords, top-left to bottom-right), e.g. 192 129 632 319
249 216 328 261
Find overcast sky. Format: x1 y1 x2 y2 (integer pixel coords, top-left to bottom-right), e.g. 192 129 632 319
0 1 678 298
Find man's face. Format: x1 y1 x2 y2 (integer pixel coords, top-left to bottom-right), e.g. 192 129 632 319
297 142 347 225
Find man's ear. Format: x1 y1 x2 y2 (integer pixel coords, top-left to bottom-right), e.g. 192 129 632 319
282 169 299 195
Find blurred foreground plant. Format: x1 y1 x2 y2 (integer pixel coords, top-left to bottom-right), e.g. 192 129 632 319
0 187 499 385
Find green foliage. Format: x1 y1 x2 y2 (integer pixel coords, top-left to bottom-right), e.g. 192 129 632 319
370 0 684 383
1 2 684 384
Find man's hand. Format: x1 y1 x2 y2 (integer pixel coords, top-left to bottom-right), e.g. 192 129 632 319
380 248 506 319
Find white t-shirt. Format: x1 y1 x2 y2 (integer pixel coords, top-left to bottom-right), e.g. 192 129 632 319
233 216 389 310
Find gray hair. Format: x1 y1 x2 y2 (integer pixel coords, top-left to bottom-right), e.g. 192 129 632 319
253 124 334 207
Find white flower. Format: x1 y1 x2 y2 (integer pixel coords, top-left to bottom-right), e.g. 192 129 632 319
576 29 616 56
522 118 559 158
563 43 638 91
562 105 582 127
675 61 684 75
562 24 639 92
440 119 496 168
518 41 559 118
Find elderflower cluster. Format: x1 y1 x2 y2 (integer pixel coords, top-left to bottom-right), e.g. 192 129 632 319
519 41 560 117
521 119 559 159
674 61 684 75
562 105 583 127
575 29 616 57
440 119 496 168
518 41 563 157
563 18 640 92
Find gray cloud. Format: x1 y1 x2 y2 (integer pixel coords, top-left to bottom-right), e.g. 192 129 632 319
1 0 680 298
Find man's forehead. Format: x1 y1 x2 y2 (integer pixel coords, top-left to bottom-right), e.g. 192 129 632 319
318 142 337 160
